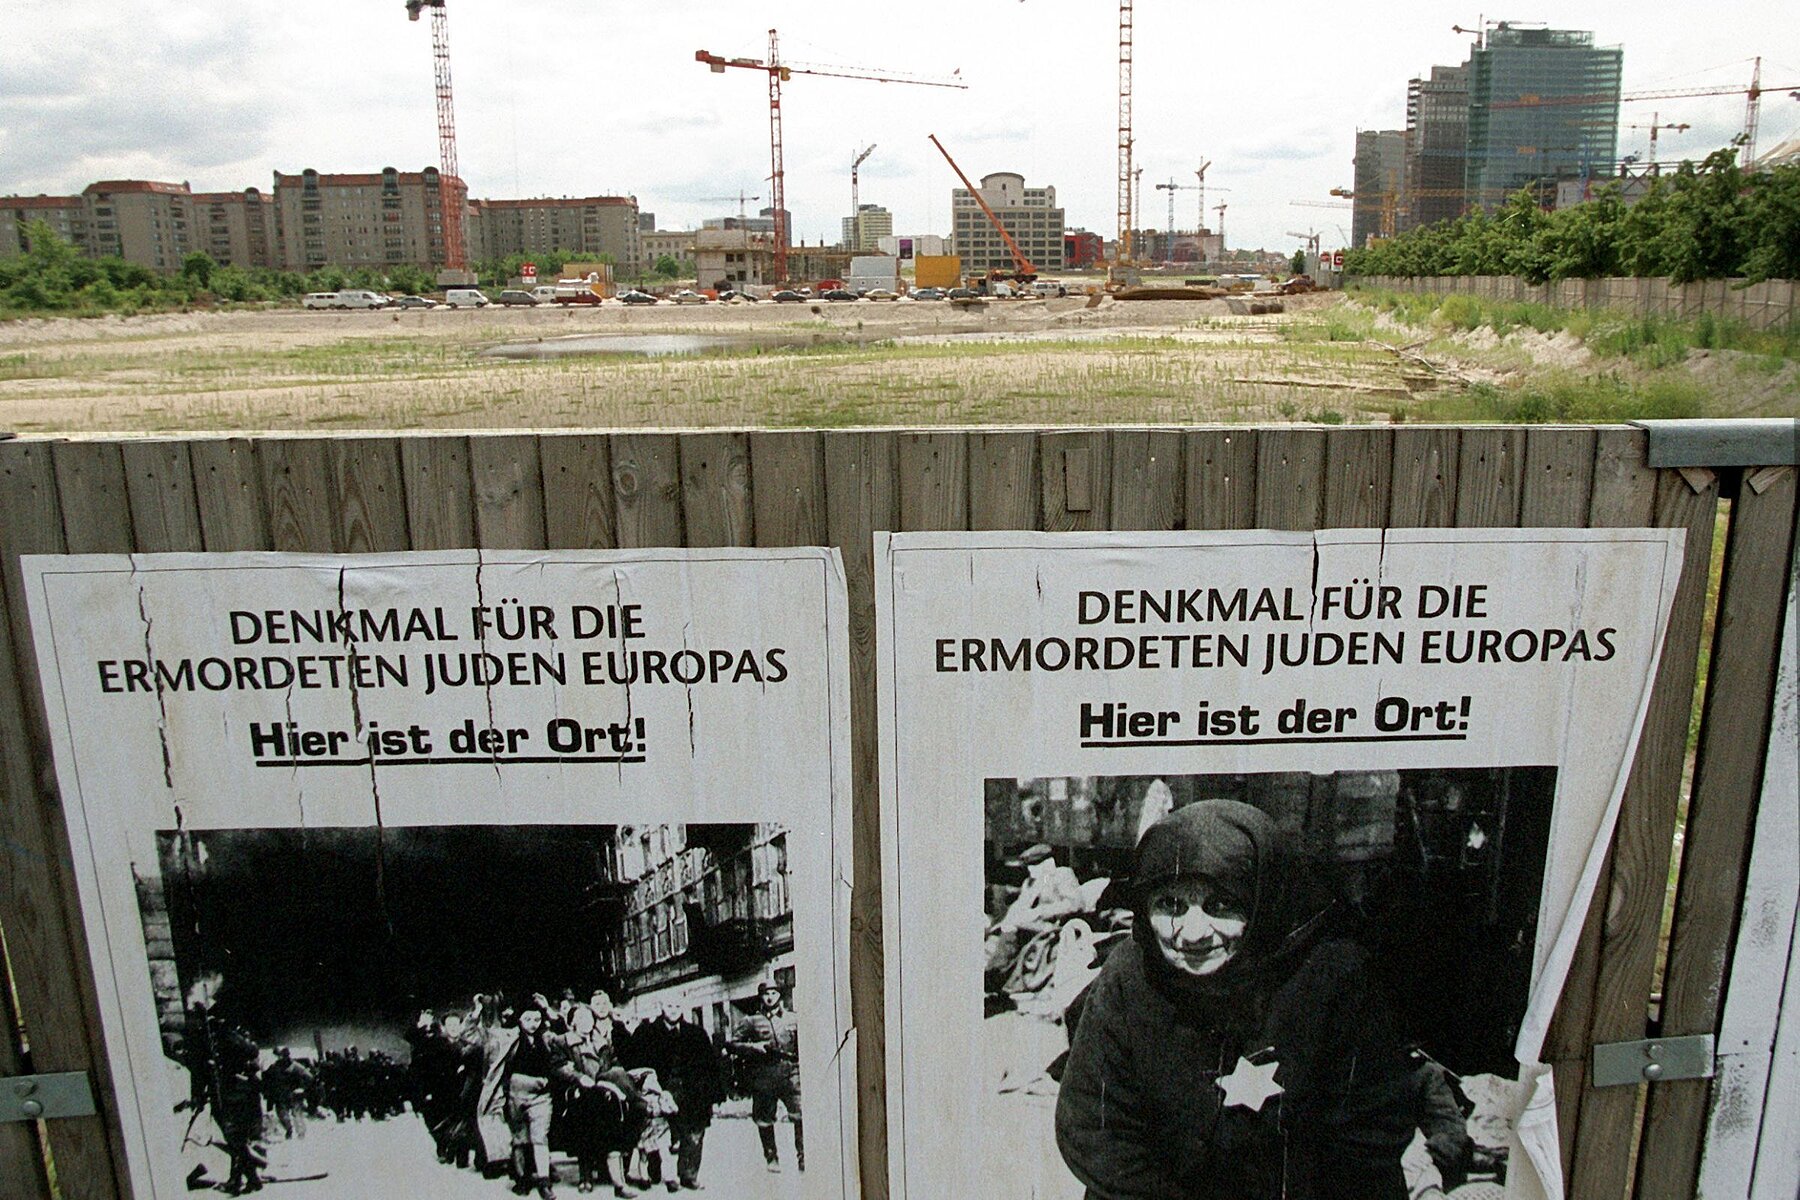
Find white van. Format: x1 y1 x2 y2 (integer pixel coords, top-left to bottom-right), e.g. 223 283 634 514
444 288 490 308
336 290 390 310
530 285 559 304
1031 280 1068 298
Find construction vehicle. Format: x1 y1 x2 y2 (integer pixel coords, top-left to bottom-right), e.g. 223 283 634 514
926 134 1037 292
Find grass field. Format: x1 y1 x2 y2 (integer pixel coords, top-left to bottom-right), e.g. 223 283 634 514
0 291 1791 434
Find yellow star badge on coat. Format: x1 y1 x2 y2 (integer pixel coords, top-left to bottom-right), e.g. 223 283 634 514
1217 1055 1283 1112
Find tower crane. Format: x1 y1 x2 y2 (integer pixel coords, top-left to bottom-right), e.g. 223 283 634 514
1213 202 1227 246
927 134 1036 282
848 144 877 250
851 145 877 216
697 34 964 283
1133 166 1144 249
1622 114 1690 173
694 193 763 222
1115 0 1136 270
404 0 466 273
1154 179 1231 237
1286 229 1322 256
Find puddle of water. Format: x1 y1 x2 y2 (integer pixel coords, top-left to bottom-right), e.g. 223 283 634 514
483 334 758 359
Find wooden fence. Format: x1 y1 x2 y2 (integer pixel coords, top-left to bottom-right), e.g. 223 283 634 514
1355 274 1800 331
1 424 1794 1199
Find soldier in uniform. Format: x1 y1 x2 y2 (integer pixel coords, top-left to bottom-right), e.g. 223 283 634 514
727 981 802 1174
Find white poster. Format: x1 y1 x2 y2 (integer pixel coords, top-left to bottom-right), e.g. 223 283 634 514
875 529 1683 1200
24 549 856 1200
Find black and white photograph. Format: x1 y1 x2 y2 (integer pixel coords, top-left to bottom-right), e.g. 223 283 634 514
132 822 809 1199
981 769 1553 1200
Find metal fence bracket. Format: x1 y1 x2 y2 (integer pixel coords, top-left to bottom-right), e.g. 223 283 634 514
1592 1035 1715 1087
0 1072 96 1122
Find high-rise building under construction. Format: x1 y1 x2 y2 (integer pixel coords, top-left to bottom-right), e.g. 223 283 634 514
1465 25 1622 206
1405 65 1470 230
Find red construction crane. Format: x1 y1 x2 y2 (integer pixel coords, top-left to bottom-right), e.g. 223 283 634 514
697 33 964 283
927 134 1036 280
405 0 466 273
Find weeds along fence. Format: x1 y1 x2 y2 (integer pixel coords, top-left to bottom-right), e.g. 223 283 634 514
0 424 1795 1200
1355 274 1800 332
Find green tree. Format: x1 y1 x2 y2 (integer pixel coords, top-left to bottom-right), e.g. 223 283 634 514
652 254 683 278
1290 249 1306 275
180 252 215 289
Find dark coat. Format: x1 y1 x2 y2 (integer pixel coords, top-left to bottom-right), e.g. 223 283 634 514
630 1017 726 1119
1054 800 1415 1200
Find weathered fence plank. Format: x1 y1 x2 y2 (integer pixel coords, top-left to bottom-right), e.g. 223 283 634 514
540 435 618 550
190 438 271 551
1321 427 1394 527
1109 430 1184 531
259 438 339 553
967 432 1038 531
122 441 205 553
52 442 135 554
1454 428 1526 526
400 436 476 550
610 433 684 549
751 432 828 547
897 433 968 531
468 434 547 550
331 437 410 554
1184 429 1257 530
1387 427 1460 527
1520 428 1597 526
1638 466 1799 1200
1252 428 1326 530
0 440 127 1200
822 431 900 1200
680 431 754 547
1571 467 1721 1200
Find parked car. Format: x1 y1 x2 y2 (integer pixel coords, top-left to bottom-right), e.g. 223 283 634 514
670 289 708 305
444 289 490 308
551 286 603 305
947 287 978 300
619 291 658 305
821 289 859 302
389 294 438 309
302 292 340 310
333 289 391 309
530 285 560 304
717 290 759 303
908 288 945 301
771 290 804 303
862 288 899 302
496 290 539 306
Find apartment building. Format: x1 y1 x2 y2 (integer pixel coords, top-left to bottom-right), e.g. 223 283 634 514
595 823 796 1027
270 166 468 272
641 229 696 266
951 172 1065 271
83 180 196 270
0 195 89 257
190 189 279 269
468 196 643 273
841 203 892 253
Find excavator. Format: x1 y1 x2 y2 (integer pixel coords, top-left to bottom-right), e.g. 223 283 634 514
928 134 1038 294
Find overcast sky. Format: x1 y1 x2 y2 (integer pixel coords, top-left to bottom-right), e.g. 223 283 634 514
4 2 1797 254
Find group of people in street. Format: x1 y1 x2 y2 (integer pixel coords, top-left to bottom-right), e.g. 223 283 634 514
177 980 804 1199
407 981 802 1198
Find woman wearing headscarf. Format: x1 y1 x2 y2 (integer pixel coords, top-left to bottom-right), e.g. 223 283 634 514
1054 800 1416 1200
